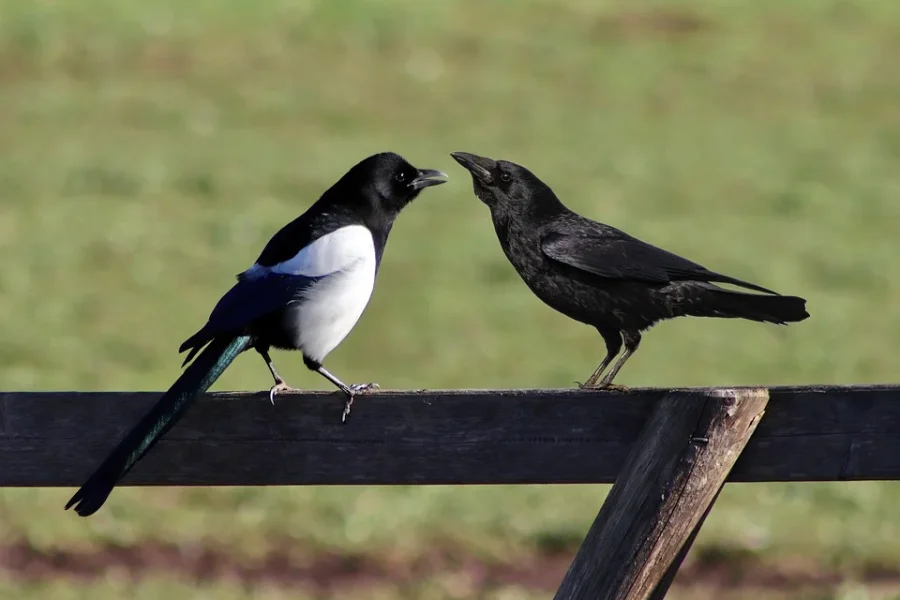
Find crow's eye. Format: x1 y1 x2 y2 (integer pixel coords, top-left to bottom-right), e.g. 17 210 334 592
395 172 408 183
499 172 511 183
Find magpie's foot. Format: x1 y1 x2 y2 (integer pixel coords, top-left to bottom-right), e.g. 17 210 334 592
269 381 300 405
341 382 380 423
581 382 630 393
349 382 380 394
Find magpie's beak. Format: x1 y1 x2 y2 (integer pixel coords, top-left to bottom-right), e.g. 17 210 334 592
409 169 449 191
450 152 495 184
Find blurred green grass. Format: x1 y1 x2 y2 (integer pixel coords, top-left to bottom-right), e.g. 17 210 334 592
1 0 900 597
6 579 898 600
0 579 552 600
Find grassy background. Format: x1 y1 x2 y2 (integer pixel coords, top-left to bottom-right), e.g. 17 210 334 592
1 0 899 598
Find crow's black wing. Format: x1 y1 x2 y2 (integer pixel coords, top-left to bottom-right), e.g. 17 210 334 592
540 228 778 294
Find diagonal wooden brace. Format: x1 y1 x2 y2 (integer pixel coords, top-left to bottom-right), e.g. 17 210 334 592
554 388 770 600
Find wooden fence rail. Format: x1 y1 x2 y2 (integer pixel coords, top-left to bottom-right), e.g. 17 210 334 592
1 385 897 487
3 384 897 600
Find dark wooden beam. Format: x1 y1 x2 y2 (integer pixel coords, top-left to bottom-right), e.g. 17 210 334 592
553 388 769 600
1 385 898 487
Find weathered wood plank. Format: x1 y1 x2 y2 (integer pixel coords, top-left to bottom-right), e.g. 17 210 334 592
646 483 725 600
553 388 769 600
0 385 898 486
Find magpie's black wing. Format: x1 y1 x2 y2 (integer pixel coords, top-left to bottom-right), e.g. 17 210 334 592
208 273 321 332
178 273 321 363
540 226 778 295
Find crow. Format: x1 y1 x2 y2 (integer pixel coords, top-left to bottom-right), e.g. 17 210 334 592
451 151 809 390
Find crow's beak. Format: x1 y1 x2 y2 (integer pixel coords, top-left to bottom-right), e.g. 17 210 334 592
450 152 495 184
409 169 449 191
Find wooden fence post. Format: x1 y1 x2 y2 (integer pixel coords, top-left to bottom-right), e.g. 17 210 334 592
553 388 769 600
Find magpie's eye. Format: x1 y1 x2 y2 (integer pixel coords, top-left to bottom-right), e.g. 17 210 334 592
499 171 511 183
395 172 408 183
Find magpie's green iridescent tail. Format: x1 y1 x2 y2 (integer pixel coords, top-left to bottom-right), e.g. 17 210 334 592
65 335 251 517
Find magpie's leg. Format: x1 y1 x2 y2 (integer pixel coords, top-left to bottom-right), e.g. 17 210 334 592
581 327 623 389
595 330 642 391
257 347 299 405
303 357 379 422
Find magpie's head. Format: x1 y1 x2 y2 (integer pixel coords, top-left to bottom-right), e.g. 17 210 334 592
347 152 448 215
450 152 558 217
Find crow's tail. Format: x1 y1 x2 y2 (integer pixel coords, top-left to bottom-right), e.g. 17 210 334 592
690 289 809 324
65 335 251 517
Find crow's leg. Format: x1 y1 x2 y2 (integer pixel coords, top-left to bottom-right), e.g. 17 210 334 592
581 327 623 388
596 330 642 390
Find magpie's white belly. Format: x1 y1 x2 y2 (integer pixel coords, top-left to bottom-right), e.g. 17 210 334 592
294 251 376 362
242 224 378 362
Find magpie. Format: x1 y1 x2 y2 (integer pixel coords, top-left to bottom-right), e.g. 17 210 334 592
451 151 809 390
65 152 448 517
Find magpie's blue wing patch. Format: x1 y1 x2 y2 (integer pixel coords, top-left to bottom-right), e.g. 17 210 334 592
206 273 320 333
178 273 321 363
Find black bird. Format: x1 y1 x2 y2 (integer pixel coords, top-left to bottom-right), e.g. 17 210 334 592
65 152 448 517
451 151 809 390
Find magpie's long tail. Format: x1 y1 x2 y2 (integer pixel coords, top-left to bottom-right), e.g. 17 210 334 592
65 335 251 517
688 287 810 325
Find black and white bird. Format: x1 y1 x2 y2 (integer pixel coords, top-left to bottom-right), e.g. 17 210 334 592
65 152 447 517
451 151 809 390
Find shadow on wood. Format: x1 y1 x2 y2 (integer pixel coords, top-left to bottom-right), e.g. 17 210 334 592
552 388 769 600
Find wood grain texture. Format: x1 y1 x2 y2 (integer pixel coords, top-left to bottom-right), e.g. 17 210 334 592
646 483 724 600
552 388 769 600
0 385 896 487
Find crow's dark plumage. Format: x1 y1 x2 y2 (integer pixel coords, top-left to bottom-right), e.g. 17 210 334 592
65 152 447 517
451 151 809 390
